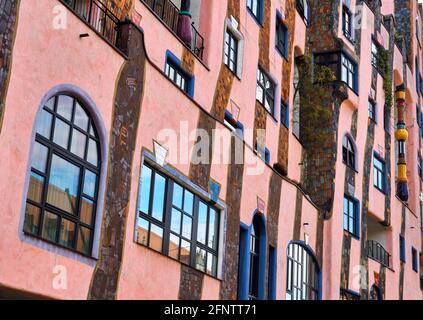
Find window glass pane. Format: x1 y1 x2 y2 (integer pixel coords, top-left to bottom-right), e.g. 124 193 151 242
53 118 70 149
149 224 163 252
31 142 48 173
172 183 183 209
152 173 166 222
83 170 97 198
196 247 206 272
80 197 94 225
180 240 191 265
256 84 264 103
349 217 355 234
86 139 98 166
45 97 55 110
182 214 192 240
139 165 152 214
56 95 74 121
169 234 180 259
28 172 44 203
59 218 76 248
42 211 59 242
197 202 208 245
184 190 194 215
344 214 349 230
207 252 217 276
47 154 81 214
36 109 53 139
70 129 87 159
74 102 89 131
208 209 218 249
77 226 92 255
23 203 41 235
136 217 149 246
171 208 182 233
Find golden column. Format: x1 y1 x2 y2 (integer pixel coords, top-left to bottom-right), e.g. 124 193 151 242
395 84 409 202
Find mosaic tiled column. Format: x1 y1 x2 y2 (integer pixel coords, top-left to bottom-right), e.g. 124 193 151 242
395 84 409 202
177 0 192 46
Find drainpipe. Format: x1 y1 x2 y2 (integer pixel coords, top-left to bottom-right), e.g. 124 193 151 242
177 0 193 47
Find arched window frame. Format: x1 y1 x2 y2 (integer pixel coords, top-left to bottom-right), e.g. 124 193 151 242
238 211 267 300
285 241 321 300
19 85 108 260
342 134 357 171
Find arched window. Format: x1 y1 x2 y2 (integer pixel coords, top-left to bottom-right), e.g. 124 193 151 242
342 135 355 169
249 216 261 300
286 242 320 300
23 94 100 256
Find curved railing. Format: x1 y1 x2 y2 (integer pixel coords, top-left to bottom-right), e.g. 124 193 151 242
367 240 391 268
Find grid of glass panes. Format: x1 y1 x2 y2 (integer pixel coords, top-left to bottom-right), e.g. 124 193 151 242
165 61 188 92
256 67 275 115
342 136 355 169
374 156 385 192
368 99 376 122
248 223 260 300
343 196 357 236
341 54 356 90
247 0 261 21
286 243 319 300
224 29 238 74
136 164 220 277
24 95 100 256
371 40 379 69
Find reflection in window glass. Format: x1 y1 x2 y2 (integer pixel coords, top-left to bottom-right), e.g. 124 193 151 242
87 139 98 166
136 164 220 277
24 94 100 256
47 155 80 214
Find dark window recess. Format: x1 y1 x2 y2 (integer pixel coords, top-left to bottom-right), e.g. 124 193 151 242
276 16 288 58
224 29 238 74
371 39 379 69
256 67 276 115
342 136 355 169
342 6 353 41
343 196 359 237
165 60 190 93
286 242 319 300
368 99 376 122
418 155 422 180
412 248 418 273
373 155 386 192
24 94 100 256
247 0 263 23
400 235 406 263
249 217 261 300
314 51 358 92
136 163 220 277
281 100 289 128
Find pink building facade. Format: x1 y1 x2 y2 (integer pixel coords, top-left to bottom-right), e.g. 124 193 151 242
0 0 422 300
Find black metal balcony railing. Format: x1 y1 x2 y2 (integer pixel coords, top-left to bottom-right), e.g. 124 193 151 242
62 0 120 46
368 240 391 268
142 0 205 60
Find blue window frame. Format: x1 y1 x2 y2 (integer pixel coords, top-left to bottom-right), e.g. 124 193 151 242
268 246 277 300
343 195 360 238
281 99 289 128
416 57 420 95
276 12 288 59
165 51 195 98
400 235 406 263
247 0 264 25
264 148 270 165
373 153 386 193
238 212 267 300
224 110 244 137
412 247 418 272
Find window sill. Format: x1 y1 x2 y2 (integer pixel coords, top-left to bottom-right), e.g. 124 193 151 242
343 162 358 173
247 8 263 27
134 241 222 281
23 231 97 262
343 33 356 45
344 230 360 241
275 46 288 61
224 64 242 81
256 100 277 122
374 186 387 196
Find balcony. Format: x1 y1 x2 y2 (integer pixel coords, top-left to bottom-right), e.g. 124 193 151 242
367 240 391 268
141 0 205 60
61 0 121 47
